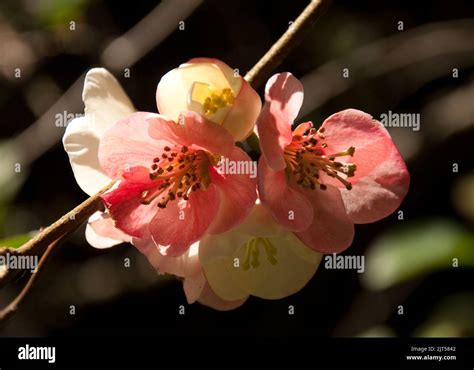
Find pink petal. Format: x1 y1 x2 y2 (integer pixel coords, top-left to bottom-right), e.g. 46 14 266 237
101 167 159 238
135 238 205 302
85 211 132 249
207 147 257 234
339 146 410 223
133 238 188 277
258 157 314 232
98 112 169 178
147 111 234 157
295 185 354 254
320 109 410 223
197 283 248 311
183 269 206 304
257 72 304 171
150 185 219 257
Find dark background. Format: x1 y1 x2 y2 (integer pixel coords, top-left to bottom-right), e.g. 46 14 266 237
0 0 473 338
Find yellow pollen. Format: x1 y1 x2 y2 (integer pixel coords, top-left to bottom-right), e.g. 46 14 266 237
284 127 357 191
242 237 278 271
190 82 235 117
202 88 234 116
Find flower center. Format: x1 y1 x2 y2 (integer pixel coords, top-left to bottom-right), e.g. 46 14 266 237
241 237 278 270
284 127 357 190
141 145 215 208
190 82 235 116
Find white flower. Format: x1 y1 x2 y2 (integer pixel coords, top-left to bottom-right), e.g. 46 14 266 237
199 203 323 301
156 58 261 141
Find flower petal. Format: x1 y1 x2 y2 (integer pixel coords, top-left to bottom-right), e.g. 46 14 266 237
156 60 239 122
101 167 158 238
187 58 240 91
197 283 248 311
63 68 135 196
295 185 355 254
207 147 257 234
132 238 191 278
63 116 113 195
320 109 410 223
82 68 135 137
230 233 322 300
150 185 220 257
98 112 169 178
199 229 251 302
147 111 235 157
258 157 314 232
182 246 206 304
257 72 304 171
200 205 322 300
339 146 410 223
220 78 262 141
85 211 132 249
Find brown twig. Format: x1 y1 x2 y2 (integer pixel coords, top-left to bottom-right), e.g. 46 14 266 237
244 0 330 87
0 181 114 289
0 234 67 323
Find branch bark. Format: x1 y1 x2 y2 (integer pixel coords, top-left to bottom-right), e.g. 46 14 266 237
245 0 330 88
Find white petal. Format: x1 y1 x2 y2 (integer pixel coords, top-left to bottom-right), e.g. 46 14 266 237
85 211 131 249
199 230 251 301
156 62 241 123
230 233 322 299
63 116 113 195
199 204 323 301
82 68 135 137
63 68 135 195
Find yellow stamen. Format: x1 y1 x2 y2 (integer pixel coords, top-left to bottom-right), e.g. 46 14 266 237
191 82 235 117
241 238 278 271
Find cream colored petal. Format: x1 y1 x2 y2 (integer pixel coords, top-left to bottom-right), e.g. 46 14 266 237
199 204 322 301
197 283 248 311
221 78 261 142
156 62 241 122
230 233 322 299
198 230 251 301
63 68 135 195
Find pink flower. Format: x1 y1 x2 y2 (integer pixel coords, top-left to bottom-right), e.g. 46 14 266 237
157 58 261 141
98 110 257 256
257 73 410 253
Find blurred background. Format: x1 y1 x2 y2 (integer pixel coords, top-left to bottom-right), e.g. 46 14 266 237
0 0 473 337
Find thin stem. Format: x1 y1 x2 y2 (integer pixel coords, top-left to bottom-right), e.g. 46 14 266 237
244 0 330 87
0 234 67 322
0 181 114 288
